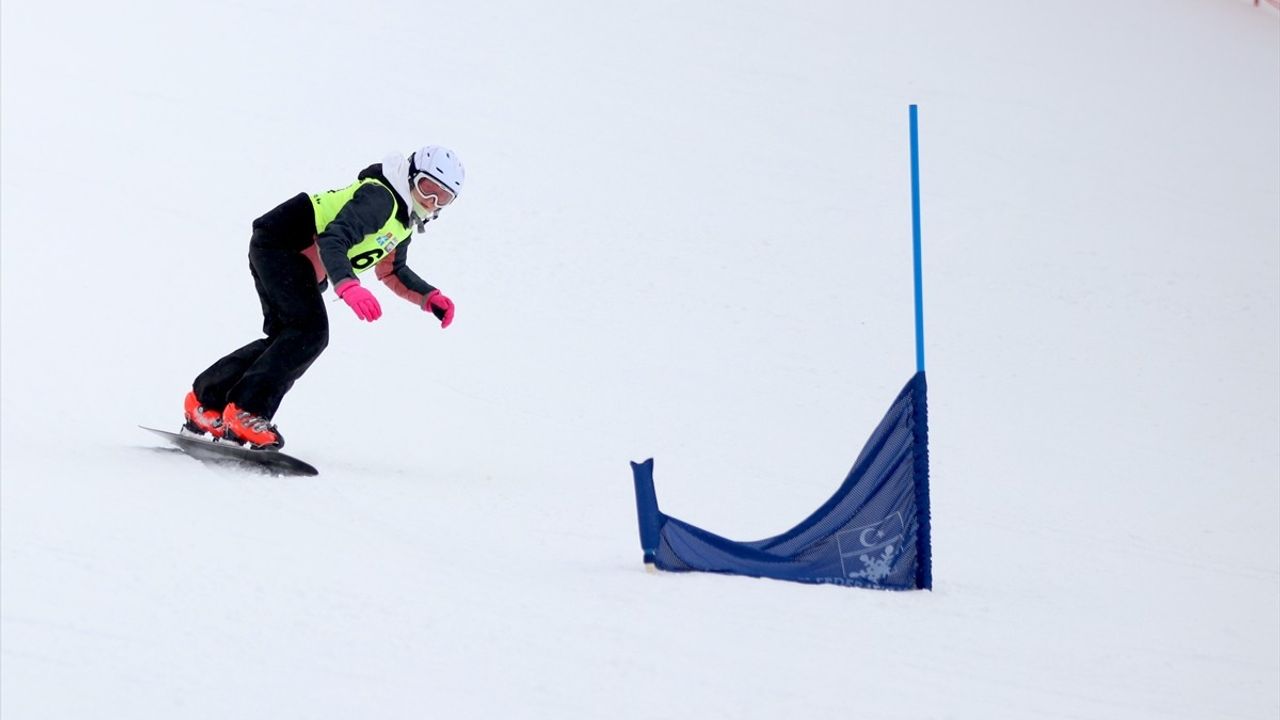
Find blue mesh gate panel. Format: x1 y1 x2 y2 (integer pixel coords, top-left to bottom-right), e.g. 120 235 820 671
631 372 932 591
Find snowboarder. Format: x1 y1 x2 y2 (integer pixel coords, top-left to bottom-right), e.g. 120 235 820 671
181 145 465 449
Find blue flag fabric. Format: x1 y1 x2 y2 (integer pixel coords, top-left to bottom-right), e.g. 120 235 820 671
631 372 932 590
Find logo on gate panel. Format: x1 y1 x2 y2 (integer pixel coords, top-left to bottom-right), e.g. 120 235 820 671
836 512 906 583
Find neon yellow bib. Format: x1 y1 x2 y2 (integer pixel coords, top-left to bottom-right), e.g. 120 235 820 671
309 179 412 274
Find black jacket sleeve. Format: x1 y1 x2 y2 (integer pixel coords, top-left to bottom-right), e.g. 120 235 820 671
316 184 396 288
373 238 439 306
390 239 436 296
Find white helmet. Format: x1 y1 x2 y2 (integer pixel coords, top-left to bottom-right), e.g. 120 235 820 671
409 145 465 199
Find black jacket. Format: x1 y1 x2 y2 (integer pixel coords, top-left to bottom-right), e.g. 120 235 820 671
250 164 437 304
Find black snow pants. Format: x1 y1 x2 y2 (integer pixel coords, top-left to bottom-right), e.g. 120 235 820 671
192 232 328 420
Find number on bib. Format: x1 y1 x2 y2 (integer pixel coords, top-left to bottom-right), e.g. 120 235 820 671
351 248 385 270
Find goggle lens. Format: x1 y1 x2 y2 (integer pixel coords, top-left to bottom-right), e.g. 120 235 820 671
414 173 456 207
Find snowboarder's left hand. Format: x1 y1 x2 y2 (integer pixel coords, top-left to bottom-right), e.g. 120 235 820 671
424 290 455 329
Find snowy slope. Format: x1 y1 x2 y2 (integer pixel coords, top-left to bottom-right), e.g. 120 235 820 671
2 0 1278 718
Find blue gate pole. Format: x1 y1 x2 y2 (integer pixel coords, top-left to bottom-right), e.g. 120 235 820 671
910 105 926 374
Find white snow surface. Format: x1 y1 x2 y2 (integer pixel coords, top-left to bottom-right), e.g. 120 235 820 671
2 1 1278 718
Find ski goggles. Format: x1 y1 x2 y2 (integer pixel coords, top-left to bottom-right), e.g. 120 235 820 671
413 172 456 208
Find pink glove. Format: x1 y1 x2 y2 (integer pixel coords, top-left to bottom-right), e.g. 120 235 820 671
336 280 382 322
424 290 454 329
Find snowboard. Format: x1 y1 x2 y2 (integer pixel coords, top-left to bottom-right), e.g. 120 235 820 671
140 426 319 476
